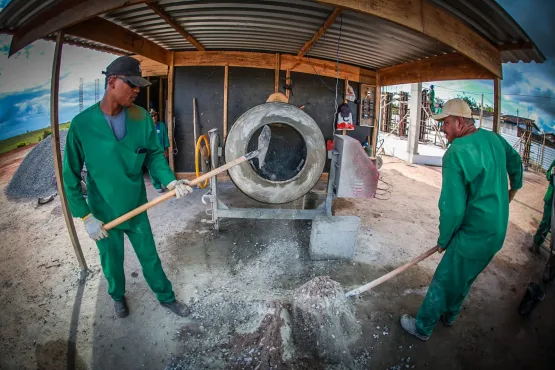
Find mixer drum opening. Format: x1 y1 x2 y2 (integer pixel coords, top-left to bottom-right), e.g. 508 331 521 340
246 123 307 182
225 102 326 204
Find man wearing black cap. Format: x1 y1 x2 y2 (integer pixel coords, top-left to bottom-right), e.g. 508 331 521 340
62 56 192 318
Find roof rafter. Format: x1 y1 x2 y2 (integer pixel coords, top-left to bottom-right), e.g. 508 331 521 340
147 2 205 51
8 0 149 57
298 7 341 58
65 17 169 65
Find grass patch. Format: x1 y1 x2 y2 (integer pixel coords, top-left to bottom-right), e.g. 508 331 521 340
0 123 70 155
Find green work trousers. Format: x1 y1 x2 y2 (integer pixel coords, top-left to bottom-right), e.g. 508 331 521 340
96 213 175 303
415 247 493 336
533 198 552 246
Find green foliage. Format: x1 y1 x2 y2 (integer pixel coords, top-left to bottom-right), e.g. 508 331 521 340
16 142 28 148
457 94 479 111
0 122 71 155
42 129 52 139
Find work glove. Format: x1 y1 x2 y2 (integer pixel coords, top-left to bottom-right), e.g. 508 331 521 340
83 214 108 241
167 180 193 199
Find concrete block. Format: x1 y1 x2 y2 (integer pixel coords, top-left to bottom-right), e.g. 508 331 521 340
309 215 360 260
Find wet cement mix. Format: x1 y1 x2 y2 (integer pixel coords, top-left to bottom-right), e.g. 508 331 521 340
165 219 371 370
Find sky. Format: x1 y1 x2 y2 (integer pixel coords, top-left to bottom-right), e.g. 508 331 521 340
0 0 554 140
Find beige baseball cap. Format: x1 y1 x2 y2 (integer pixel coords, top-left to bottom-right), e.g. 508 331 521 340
433 98 473 121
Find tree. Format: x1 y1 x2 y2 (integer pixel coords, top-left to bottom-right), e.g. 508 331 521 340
457 94 479 112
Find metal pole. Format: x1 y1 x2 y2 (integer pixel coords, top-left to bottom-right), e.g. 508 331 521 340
50 31 88 271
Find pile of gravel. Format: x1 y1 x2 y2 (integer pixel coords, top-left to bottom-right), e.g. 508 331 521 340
5 130 68 200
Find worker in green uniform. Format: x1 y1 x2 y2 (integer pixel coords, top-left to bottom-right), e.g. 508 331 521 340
429 85 436 114
531 159 555 253
148 109 170 193
63 56 193 318
401 98 523 340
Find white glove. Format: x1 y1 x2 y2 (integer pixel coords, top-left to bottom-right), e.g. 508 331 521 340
167 180 193 199
83 214 108 241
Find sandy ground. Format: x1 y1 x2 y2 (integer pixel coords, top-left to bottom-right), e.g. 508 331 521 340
0 153 553 369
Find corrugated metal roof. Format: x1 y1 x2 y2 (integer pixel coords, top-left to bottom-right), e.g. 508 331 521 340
430 0 545 63
0 0 545 68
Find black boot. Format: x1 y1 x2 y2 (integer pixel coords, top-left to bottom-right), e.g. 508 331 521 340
160 300 190 317
114 298 129 318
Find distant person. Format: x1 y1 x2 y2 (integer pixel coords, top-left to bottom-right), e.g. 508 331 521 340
531 159 555 253
62 56 193 319
148 109 170 193
429 85 436 114
400 98 523 340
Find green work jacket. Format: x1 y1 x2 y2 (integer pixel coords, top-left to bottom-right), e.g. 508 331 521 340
437 129 523 259
155 121 170 149
544 159 555 202
62 103 175 229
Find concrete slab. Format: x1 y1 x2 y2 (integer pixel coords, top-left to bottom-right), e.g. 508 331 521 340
309 215 360 260
379 134 445 166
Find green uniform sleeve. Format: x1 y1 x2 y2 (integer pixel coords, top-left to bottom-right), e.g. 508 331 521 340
162 122 170 149
145 122 175 187
546 159 555 180
497 134 523 190
62 124 91 218
437 151 467 249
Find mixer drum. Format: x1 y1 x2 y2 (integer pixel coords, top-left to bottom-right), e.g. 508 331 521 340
225 102 326 204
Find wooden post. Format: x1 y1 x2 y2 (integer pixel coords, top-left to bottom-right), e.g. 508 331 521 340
493 77 501 134
159 77 163 120
540 133 546 171
479 94 484 128
285 69 291 99
223 64 229 140
274 53 280 93
50 31 87 271
371 84 381 157
167 51 175 170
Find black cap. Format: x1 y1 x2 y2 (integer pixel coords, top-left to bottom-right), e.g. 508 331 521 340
103 56 151 87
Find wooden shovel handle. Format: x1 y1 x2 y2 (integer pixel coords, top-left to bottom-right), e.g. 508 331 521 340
104 154 248 230
345 246 439 298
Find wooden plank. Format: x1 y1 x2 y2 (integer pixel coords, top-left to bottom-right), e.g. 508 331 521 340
173 51 377 84
223 64 229 140
298 7 342 57
494 79 504 135
66 17 169 65
371 84 380 156
9 0 148 56
285 69 291 99
317 0 502 77
50 31 87 271
174 51 276 69
147 2 205 51
274 53 280 93
377 53 494 86
167 52 175 171
421 1 501 78
132 55 169 77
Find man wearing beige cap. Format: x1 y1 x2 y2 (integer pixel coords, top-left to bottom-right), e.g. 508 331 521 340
400 98 523 340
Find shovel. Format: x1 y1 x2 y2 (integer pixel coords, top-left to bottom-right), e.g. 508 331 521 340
345 246 439 298
103 125 271 231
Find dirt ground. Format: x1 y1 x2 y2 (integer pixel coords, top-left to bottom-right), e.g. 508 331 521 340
0 154 554 370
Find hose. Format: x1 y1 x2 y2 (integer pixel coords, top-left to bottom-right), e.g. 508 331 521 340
195 134 210 189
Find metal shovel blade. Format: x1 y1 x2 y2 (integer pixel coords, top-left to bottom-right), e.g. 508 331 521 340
256 125 271 168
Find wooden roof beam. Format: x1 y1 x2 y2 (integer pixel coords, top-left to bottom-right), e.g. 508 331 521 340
377 52 494 86
317 0 502 78
298 7 342 58
65 17 169 65
147 2 205 51
8 0 149 57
